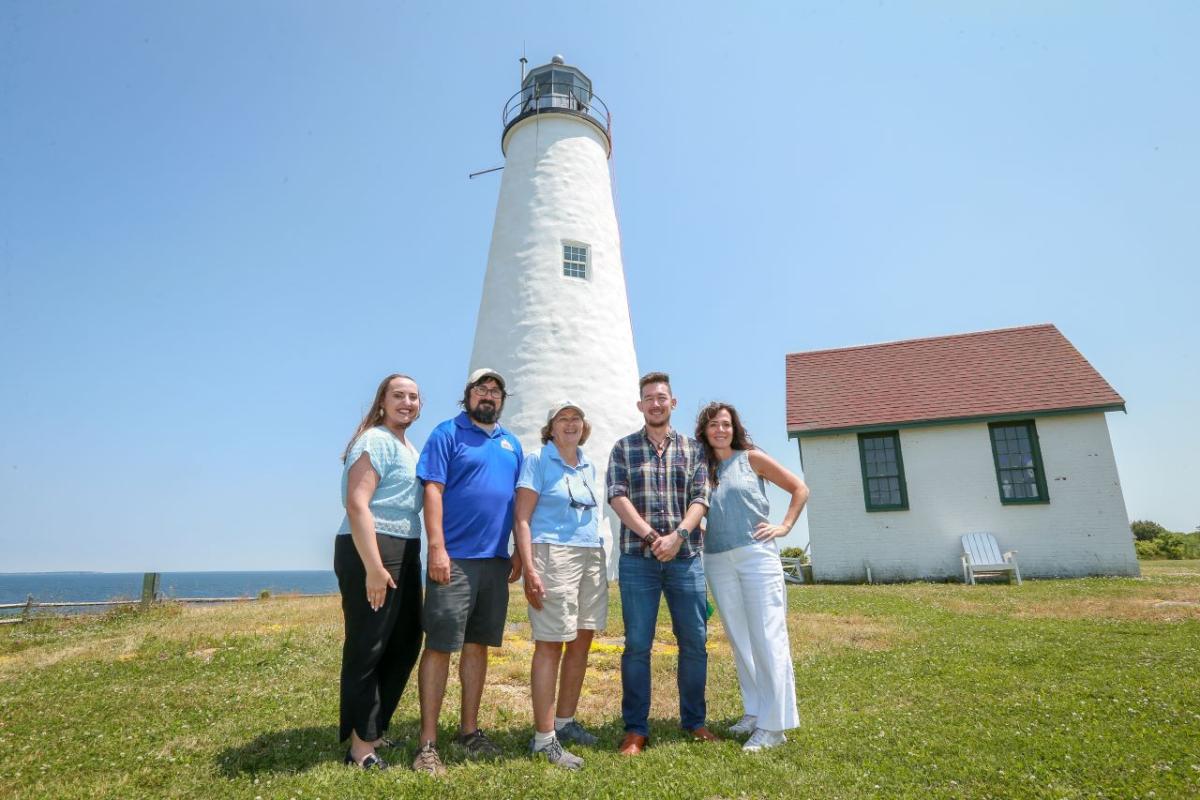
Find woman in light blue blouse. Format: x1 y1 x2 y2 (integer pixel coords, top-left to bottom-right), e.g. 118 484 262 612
513 401 607 770
334 374 424 769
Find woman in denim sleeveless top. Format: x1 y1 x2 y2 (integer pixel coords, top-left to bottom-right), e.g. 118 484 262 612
695 402 810 752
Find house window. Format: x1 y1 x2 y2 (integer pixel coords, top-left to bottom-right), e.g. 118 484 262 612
988 421 1049 504
857 431 908 511
562 243 588 279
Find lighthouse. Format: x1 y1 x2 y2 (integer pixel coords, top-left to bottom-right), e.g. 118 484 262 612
468 55 643 568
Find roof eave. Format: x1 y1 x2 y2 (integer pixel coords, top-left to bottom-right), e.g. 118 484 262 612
786 402 1127 439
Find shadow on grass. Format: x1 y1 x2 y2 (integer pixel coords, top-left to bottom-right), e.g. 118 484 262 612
216 725 342 776
216 716 734 776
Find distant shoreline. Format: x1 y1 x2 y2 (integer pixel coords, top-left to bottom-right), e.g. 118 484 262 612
0 570 339 608
0 569 332 576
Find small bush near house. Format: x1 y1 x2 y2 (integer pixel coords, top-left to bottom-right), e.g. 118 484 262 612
780 546 810 564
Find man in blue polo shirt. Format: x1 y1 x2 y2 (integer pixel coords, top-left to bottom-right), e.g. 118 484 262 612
411 368 523 776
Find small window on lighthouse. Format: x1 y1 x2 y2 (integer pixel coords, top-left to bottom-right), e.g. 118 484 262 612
562 243 589 279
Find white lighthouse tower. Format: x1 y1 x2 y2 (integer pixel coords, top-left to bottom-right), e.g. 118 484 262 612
468 55 642 567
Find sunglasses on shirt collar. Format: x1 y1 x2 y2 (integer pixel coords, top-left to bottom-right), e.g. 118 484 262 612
567 478 598 510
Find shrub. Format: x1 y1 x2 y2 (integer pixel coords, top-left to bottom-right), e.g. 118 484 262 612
1187 534 1200 559
1156 533 1187 560
779 546 810 564
1135 540 1162 559
1134 531 1197 560
1131 520 1168 541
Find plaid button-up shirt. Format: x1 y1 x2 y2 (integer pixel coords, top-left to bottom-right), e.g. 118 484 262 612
606 427 710 558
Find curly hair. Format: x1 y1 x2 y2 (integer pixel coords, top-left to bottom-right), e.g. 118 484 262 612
694 401 754 487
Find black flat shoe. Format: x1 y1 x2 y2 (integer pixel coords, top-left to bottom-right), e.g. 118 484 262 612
343 749 388 770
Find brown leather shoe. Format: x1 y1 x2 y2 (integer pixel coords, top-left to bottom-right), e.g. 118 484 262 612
618 732 649 755
689 726 720 742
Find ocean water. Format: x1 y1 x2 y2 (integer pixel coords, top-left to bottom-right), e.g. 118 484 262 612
0 571 338 613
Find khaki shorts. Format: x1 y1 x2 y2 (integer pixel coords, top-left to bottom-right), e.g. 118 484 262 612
528 542 608 642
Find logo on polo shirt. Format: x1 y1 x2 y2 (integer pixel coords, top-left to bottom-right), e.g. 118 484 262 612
500 439 515 451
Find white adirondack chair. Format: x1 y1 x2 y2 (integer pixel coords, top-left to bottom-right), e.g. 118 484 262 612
780 556 806 584
780 543 810 584
961 532 1022 585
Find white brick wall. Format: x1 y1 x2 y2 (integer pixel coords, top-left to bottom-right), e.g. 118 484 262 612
800 412 1139 582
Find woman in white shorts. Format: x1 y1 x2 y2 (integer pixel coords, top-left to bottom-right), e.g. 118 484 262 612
513 401 608 770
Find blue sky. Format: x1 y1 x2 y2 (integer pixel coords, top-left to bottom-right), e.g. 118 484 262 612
2 2 1196 572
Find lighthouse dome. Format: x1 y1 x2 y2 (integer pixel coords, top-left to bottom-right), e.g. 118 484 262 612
503 55 611 153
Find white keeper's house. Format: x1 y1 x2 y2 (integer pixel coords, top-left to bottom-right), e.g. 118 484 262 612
785 324 1139 582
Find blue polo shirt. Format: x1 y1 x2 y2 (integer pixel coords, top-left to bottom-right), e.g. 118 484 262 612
417 412 524 559
517 444 601 548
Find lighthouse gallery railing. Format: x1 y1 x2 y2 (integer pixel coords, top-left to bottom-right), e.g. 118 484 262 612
502 83 611 136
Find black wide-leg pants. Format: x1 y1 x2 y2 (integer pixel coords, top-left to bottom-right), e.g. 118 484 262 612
334 533 423 743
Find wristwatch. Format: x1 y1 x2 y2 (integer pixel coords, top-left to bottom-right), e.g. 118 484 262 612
674 527 691 540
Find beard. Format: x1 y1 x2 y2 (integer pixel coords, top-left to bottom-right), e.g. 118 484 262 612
469 401 500 424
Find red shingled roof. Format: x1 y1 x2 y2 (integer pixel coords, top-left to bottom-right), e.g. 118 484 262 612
785 324 1124 435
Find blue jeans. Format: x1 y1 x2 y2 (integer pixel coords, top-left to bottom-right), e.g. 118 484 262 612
619 553 708 735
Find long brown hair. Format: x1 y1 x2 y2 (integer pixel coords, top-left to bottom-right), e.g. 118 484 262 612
694 401 754 487
342 374 420 462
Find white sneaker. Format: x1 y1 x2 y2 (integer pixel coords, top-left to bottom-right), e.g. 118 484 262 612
728 715 758 736
743 728 786 752
531 737 584 770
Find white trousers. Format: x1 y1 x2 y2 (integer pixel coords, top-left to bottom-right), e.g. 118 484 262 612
704 541 800 731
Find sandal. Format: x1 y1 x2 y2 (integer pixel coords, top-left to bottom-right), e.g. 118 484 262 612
343 749 388 770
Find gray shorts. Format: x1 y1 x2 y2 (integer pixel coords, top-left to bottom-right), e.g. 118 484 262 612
423 557 511 652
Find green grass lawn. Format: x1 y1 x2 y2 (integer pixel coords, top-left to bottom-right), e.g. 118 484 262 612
2 561 1198 799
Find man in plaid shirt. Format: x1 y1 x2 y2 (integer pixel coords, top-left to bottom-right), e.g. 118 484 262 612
606 371 716 755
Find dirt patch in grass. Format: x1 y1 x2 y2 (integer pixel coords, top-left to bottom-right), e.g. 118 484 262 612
478 624 711 727
788 613 904 655
179 597 339 635
11 641 93 671
1010 591 1200 622
928 584 1200 622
